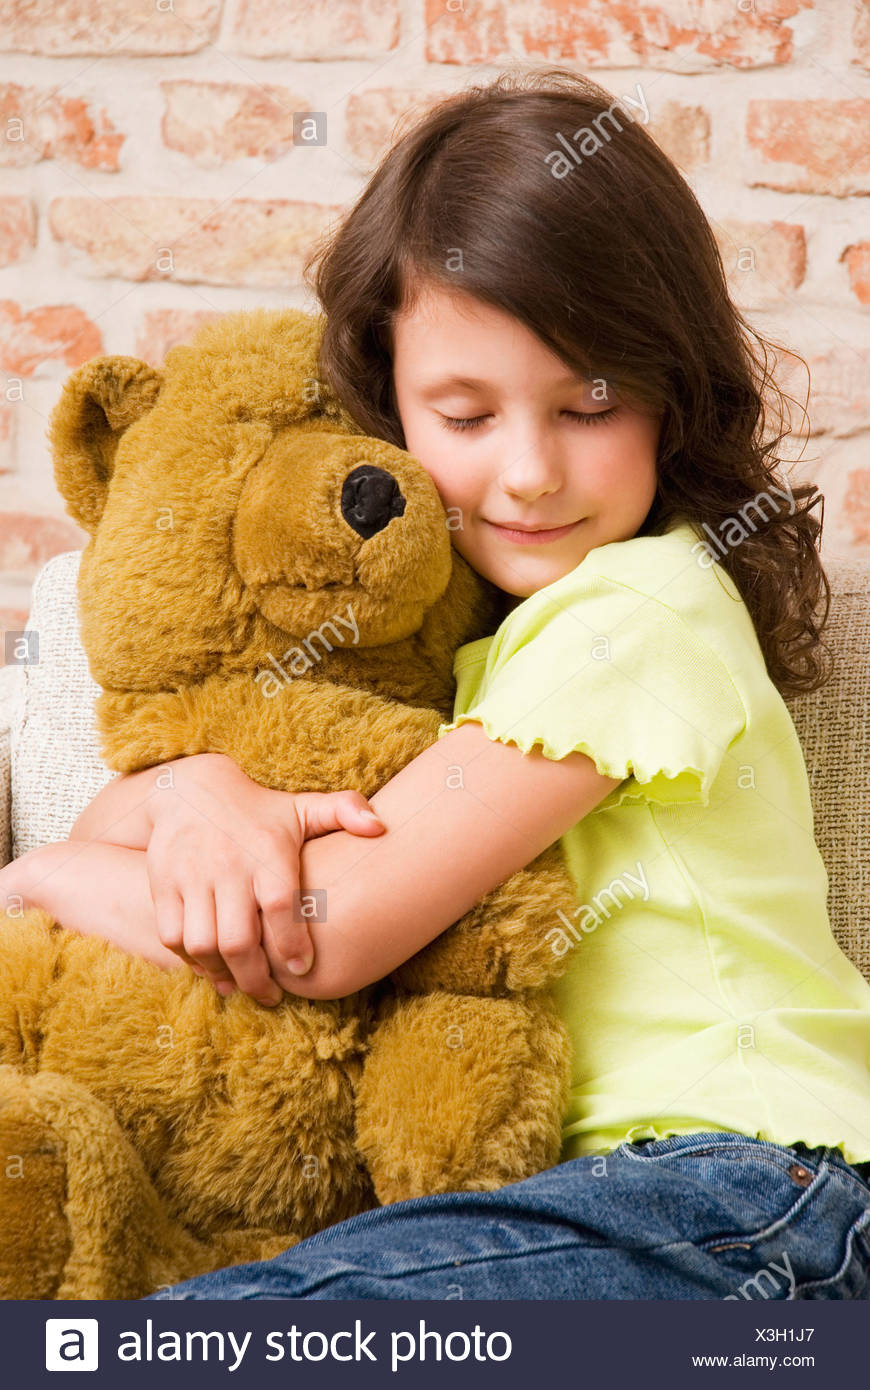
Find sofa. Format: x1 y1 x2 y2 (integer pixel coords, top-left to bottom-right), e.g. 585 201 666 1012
1 547 869 990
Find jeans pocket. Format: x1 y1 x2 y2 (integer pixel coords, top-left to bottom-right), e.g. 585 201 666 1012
621 1138 821 1250
789 1207 870 1299
708 1186 870 1301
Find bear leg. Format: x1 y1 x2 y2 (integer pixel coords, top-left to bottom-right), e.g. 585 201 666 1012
0 1066 298 1300
355 994 572 1205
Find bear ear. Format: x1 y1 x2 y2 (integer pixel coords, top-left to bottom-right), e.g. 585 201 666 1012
49 355 163 534
313 376 367 436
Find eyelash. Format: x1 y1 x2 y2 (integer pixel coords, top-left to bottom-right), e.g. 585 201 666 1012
439 407 619 432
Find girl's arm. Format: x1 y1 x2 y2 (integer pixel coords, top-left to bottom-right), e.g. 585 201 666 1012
0 840 189 974
65 753 387 990
67 754 269 850
285 720 622 999
0 724 619 1004
45 733 617 1006
68 764 161 848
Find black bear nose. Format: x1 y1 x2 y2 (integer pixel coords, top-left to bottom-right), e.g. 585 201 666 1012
340 465 406 539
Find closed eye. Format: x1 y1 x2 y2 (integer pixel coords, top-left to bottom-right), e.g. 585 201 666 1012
439 407 619 432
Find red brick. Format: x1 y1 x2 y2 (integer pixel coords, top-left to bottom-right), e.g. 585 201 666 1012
424 0 810 70
844 469 870 546
0 511 84 579
0 83 123 170
0 0 220 55
161 80 309 166
0 402 15 473
346 89 711 175
746 99 870 196
0 302 102 376
0 198 36 267
424 0 507 67
345 88 452 169
714 219 807 304
227 0 399 58
649 101 710 172
840 241 870 305
776 347 870 438
853 0 870 71
49 196 341 287
135 308 223 363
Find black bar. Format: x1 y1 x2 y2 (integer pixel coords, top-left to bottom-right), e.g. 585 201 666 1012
4 1297 865 1387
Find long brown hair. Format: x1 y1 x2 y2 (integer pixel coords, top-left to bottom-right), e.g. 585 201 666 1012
304 66 831 697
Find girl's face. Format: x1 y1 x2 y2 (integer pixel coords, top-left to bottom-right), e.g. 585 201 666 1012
391 281 662 607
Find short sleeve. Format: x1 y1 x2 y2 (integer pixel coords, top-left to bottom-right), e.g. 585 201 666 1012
437 575 747 813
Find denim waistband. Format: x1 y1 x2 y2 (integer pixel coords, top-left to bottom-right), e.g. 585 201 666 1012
629 1130 870 1195
790 1140 870 1193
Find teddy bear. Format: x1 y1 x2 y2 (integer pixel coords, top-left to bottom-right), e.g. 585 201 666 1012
0 307 579 1301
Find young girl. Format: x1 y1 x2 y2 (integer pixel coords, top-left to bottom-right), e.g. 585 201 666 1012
6 68 870 1300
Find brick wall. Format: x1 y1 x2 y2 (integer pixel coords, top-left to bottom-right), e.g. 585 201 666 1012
1 0 869 658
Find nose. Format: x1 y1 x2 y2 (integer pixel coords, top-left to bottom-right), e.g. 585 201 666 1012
499 434 563 502
341 465 406 539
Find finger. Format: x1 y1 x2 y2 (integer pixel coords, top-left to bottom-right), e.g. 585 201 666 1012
181 887 235 993
150 884 200 969
260 904 314 982
297 790 385 840
214 881 282 1007
253 863 315 977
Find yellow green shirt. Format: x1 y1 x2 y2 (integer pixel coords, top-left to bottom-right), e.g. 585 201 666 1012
437 520 870 1167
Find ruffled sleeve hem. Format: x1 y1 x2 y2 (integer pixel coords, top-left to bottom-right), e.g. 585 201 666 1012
436 711 721 812
437 572 748 815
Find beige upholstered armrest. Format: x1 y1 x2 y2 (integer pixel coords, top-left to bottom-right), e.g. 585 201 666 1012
785 553 870 985
0 726 9 868
7 552 114 859
0 663 23 868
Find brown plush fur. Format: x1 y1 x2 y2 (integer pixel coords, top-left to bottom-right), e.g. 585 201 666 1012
0 308 576 1300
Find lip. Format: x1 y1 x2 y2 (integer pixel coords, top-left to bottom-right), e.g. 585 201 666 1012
485 519 583 544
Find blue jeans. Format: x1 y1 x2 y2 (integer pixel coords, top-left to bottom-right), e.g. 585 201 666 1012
144 1131 870 1300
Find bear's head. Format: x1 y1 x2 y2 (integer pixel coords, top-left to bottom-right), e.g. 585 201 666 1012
48 308 504 716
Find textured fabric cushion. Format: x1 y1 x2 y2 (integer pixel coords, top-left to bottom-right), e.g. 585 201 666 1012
9 550 115 857
4 547 870 986
0 728 9 866
784 555 870 983
0 663 18 866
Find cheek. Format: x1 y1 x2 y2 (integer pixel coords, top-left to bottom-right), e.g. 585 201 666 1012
404 430 480 513
400 419 445 487
593 419 658 494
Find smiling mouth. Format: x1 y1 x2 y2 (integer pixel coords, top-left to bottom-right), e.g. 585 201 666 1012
485 519 583 542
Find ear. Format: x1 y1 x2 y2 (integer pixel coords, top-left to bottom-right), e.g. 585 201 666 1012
48 355 164 534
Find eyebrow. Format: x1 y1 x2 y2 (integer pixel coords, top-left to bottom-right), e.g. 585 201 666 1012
418 371 589 398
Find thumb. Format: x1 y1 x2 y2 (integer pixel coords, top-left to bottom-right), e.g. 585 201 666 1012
296 790 386 840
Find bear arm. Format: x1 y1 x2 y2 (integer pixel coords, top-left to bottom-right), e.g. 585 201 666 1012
96 674 443 797
389 840 580 997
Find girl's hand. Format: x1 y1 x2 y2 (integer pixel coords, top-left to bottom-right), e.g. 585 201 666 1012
144 753 385 1005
